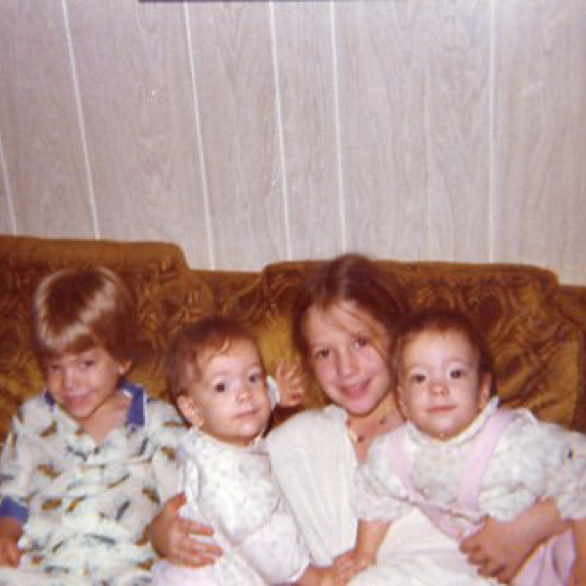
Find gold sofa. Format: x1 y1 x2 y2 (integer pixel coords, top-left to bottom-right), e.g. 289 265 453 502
1 235 586 439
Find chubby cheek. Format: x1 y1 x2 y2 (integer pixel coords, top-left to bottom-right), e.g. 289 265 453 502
257 392 272 417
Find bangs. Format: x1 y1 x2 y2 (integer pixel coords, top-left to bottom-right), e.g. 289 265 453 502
35 320 101 362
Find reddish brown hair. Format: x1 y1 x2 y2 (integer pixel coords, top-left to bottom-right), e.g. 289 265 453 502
167 315 262 400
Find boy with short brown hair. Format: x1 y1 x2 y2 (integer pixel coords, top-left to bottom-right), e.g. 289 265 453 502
0 266 183 585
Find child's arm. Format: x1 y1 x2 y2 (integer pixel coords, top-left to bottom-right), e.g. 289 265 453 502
354 518 391 568
0 407 38 568
148 493 222 567
460 498 566 583
296 565 336 586
570 517 586 586
0 516 22 567
307 517 390 586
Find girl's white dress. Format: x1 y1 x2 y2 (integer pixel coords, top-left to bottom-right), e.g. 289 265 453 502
354 398 586 584
267 405 497 585
152 428 309 585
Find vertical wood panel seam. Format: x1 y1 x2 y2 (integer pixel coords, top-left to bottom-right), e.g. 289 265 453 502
269 3 292 260
183 4 215 269
488 0 496 262
61 0 100 239
0 126 17 233
424 13 432 259
330 2 346 250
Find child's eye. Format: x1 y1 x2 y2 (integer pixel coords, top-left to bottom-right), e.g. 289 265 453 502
409 373 426 385
355 337 368 348
214 382 227 393
81 360 95 369
249 372 263 385
314 348 330 360
449 368 465 379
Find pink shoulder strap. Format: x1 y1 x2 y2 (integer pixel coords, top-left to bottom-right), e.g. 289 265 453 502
389 409 515 541
458 408 515 512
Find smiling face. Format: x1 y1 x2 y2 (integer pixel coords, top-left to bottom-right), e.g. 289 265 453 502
304 300 393 418
397 329 491 440
46 345 130 433
177 338 271 447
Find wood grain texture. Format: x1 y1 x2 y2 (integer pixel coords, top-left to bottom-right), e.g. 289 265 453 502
0 1 584 284
0 0 94 237
67 0 210 267
424 1 490 262
0 188 14 235
336 1 490 262
493 0 586 283
335 2 430 260
0 136 13 233
273 3 342 259
187 4 286 269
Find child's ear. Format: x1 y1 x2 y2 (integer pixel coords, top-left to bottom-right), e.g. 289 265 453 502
118 360 132 377
479 374 492 408
177 395 203 428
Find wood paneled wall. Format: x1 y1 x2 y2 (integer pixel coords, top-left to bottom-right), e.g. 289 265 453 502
1 1 585 283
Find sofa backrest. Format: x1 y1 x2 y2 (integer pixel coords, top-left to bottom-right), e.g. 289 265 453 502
1 235 585 439
0 236 218 435
214 259 586 431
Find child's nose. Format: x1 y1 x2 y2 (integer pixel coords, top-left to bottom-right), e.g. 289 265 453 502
62 368 77 389
337 350 357 377
430 378 449 395
237 384 253 401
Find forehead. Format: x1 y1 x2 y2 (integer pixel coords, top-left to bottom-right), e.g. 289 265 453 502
305 300 387 343
47 346 110 364
402 329 477 362
198 338 261 373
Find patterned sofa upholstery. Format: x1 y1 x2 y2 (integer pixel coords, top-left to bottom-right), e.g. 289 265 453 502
1 234 586 439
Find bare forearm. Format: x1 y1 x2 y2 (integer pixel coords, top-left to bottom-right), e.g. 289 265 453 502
460 499 566 583
356 518 390 563
572 518 586 559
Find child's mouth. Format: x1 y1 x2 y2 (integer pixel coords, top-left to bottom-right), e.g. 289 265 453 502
341 380 368 399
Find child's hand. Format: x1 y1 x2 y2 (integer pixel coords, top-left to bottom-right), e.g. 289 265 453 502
149 493 222 568
275 359 306 408
312 566 346 586
461 502 567 583
0 518 22 568
460 515 544 583
0 536 20 567
332 549 371 584
461 516 532 582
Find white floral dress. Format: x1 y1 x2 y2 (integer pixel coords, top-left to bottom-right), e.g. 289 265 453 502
152 428 309 585
355 398 586 584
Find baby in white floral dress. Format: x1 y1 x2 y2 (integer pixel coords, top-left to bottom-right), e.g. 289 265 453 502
343 309 586 586
151 315 318 585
